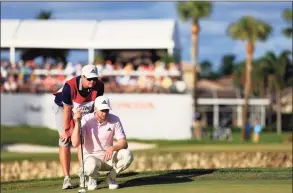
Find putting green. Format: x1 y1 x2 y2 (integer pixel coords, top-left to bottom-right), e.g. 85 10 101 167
2 180 292 193
1 168 292 193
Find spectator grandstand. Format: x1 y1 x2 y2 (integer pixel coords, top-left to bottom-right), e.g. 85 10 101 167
0 59 186 94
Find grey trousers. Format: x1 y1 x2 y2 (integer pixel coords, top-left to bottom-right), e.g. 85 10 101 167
83 149 133 178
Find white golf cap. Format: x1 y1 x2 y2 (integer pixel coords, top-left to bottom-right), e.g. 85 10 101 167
81 64 99 79
95 96 111 110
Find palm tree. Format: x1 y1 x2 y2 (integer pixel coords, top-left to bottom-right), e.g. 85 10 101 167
282 9 292 38
20 10 69 65
262 50 292 134
177 2 212 113
227 16 272 141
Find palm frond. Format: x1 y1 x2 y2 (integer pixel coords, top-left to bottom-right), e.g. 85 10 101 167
227 16 272 43
177 2 191 21
177 2 212 22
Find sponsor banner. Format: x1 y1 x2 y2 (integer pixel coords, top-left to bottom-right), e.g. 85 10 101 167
1 94 193 139
107 94 193 139
0 94 57 128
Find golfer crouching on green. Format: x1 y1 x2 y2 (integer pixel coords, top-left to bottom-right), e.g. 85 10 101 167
71 96 133 190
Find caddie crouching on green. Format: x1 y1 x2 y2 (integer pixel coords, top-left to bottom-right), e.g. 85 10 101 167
71 96 133 190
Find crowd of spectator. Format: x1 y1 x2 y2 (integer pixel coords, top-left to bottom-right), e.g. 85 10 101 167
1 59 187 94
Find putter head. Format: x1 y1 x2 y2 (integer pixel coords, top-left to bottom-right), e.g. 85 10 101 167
78 188 86 193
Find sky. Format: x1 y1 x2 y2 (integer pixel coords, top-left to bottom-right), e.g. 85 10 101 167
1 1 292 69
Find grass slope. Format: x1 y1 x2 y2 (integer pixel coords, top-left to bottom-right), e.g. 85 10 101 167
1 125 59 146
1 168 292 193
1 125 292 162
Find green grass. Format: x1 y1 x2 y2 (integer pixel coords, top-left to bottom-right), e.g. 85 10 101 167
130 132 292 146
1 125 59 147
1 168 292 193
1 125 292 147
1 152 62 162
1 125 292 162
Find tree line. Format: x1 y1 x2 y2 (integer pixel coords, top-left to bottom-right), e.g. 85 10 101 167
177 2 292 140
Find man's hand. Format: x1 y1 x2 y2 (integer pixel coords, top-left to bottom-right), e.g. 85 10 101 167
60 132 71 143
104 146 115 161
73 108 82 121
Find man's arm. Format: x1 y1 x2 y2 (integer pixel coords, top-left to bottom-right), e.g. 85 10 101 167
60 84 73 142
104 138 128 161
71 110 82 148
113 138 128 151
104 117 128 161
112 117 128 150
63 104 72 133
62 84 73 132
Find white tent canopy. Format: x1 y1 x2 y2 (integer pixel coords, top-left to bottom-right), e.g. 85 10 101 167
11 20 97 49
1 19 180 64
93 20 177 49
1 20 20 48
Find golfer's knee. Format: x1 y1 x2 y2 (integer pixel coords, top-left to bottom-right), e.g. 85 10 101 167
84 157 96 175
120 149 133 166
84 157 102 175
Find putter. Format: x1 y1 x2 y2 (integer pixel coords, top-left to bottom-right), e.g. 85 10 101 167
77 118 86 193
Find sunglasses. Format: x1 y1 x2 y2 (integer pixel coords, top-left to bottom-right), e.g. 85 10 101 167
84 76 98 81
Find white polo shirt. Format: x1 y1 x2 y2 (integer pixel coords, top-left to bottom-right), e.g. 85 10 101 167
81 112 126 154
